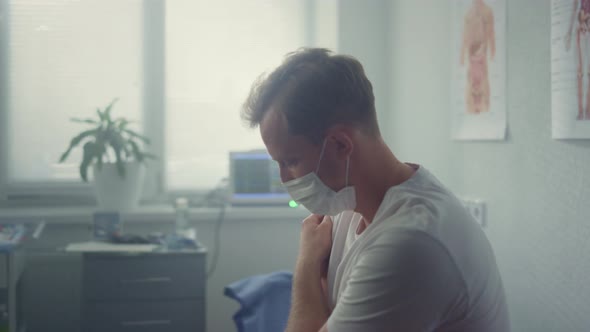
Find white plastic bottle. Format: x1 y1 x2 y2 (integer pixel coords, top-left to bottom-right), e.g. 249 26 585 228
175 197 196 240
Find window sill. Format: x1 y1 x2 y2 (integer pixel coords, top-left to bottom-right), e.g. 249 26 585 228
0 204 309 225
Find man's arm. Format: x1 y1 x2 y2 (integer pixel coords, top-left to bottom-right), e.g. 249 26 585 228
285 215 333 332
285 259 331 332
325 230 465 332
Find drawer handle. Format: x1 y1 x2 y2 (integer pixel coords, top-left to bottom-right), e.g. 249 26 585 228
120 277 172 284
121 319 172 327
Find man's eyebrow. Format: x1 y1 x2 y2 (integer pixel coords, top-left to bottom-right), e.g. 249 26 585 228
271 154 295 162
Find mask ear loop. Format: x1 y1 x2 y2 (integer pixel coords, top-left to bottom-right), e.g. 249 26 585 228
345 156 350 187
315 139 328 174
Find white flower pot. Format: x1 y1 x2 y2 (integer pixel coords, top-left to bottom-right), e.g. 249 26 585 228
92 162 145 211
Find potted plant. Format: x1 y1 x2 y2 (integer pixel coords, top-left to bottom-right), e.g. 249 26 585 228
59 98 156 211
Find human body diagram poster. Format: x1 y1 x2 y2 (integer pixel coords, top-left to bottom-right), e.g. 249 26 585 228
451 0 507 140
552 0 590 139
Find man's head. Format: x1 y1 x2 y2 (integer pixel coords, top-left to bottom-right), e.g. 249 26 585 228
242 48 380 188
243 48 379 142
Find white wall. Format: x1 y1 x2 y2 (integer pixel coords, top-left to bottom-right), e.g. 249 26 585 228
387 0 461 190
338 0 392 145
388 0 590 330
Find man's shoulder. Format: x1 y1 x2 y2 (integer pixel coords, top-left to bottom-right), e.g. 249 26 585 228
365 178 475 258
364 225 443 253
376 179 464 231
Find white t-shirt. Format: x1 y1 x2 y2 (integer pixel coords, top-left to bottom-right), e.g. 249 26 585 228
326 165 510 332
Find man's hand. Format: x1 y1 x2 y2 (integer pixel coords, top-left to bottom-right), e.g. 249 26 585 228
298 214 333 266
285 215 333 332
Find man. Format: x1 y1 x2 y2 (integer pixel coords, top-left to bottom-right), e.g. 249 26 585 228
242 48 510 332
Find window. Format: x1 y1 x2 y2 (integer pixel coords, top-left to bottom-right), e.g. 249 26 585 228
4 0 143 185
164 0 308 191
0 0 338 203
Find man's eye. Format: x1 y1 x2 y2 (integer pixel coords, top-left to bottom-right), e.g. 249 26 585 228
276 160 288 169
286 159 298 167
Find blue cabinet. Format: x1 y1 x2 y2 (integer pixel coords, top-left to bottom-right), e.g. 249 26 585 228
81 249 207 332
0 249 26 332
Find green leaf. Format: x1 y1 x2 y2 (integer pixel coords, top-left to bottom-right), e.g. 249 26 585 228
108 130 126 178
94 129 107 151
70 117 98 125
59 129 98 162
116 119 130 131
97 154 103 171
107 129 130 161
95 132 107 167
80 141 97 182
142 152 158 160
96 108 105 122
128 140 144 163
103 98 118 125
123 129 150 144
112 143 126 179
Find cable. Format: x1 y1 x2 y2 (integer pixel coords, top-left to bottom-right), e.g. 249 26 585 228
206 201 226 279
174 177 227 279
194 177 229 279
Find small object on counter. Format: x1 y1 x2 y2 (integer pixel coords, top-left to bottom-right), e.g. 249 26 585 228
175 197 197 240
93 212 121 241
0 224 26 251
160 233 200 250
109 233 152 244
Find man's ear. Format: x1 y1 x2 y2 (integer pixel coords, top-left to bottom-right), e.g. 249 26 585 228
326 126 354 160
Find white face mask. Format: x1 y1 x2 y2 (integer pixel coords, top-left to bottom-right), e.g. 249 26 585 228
283 139 356 216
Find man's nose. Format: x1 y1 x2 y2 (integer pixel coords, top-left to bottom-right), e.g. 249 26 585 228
280 168 294 183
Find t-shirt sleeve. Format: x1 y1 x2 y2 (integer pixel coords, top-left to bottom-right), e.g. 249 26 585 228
326 229 466 332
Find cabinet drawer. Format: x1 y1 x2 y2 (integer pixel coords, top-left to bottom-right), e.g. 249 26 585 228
83 254 205 300
84 300 205 332
0 254 6 288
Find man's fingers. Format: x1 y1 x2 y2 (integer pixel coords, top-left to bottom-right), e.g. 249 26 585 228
301 214 324 226
319 216 333 231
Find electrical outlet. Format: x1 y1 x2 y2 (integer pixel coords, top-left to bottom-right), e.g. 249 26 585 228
461 198 486 227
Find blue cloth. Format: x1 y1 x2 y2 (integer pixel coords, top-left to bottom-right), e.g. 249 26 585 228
224 270 293 332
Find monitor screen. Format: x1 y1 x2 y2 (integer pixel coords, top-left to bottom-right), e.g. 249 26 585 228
229 151 290 205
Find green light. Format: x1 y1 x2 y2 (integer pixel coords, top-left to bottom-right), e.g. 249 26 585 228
289 200 299 208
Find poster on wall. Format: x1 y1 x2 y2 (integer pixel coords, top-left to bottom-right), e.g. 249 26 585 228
450 0 507 141
551 0 590 139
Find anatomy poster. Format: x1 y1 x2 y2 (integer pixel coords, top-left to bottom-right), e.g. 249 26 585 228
552 0 590 139
451 0 507 140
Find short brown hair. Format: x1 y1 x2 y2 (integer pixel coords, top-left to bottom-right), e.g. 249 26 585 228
242 48 379 143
